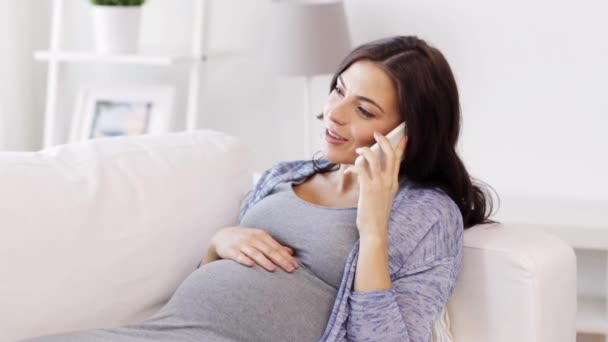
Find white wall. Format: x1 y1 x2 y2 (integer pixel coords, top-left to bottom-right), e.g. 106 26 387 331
342 0 608 217
2 0 607 218
0 1 36 150
0 0 49 151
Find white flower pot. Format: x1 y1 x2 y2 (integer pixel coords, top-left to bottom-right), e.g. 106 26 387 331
92 6 142 54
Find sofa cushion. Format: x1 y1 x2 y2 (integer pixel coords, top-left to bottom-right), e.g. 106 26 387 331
0 130 253 341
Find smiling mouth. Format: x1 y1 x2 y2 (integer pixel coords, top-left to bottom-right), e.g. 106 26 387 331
326 128 347 141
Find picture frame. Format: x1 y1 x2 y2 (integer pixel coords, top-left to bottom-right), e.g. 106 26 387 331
70 85 175 142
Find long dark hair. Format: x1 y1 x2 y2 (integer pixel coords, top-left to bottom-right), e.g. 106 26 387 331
313 35 498 229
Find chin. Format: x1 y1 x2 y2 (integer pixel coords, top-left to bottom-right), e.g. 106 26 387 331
319 145 354 165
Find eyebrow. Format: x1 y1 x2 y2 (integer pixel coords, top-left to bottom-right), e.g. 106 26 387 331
338 75 386 114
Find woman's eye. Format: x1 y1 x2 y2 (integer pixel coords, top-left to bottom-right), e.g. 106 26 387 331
330 86 373 119
358 107 374 119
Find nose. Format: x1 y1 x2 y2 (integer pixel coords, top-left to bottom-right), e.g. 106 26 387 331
326 102 349 126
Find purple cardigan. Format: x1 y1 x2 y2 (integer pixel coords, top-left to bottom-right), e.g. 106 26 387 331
238 159 464 342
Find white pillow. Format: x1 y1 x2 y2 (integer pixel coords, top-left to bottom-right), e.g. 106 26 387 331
0 130 253 341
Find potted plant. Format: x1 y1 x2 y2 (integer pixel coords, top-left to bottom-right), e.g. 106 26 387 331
90 0 147 54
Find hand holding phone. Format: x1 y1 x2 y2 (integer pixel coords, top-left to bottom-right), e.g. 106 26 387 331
354 122 407 168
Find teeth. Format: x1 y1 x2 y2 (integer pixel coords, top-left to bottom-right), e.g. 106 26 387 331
328 129 344 140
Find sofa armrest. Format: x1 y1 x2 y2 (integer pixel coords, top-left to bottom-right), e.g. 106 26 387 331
447 223 577 342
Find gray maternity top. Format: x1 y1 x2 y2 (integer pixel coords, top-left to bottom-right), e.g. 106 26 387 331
23 180 359 342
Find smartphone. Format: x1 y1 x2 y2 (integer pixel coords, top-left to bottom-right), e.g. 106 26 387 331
354 122 407 167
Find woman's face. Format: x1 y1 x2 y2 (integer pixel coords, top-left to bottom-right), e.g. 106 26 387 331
321 59 402 165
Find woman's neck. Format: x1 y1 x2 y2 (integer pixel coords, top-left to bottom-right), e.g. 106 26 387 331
328 164 360 196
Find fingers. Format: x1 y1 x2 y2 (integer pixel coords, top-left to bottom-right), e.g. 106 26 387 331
397 135 408 161
240 245 278 271
259 234 299 270
246 235 298 273
372 131 395 173
354 131 400 178
352 148 373 180
237 252 255 267
348 134 408 189
214 227 299 273
393 136 408 180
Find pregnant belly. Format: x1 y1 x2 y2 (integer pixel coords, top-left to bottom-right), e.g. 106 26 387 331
152 259 338 341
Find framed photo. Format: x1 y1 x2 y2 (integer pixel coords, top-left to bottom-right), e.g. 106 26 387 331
70 85 175 142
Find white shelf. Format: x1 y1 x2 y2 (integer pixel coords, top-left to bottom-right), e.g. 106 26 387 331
38 0 212 148
578 295 608 334
35 50 202 66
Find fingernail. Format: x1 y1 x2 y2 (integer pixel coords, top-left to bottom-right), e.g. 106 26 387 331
355 147 362 153
373 131 380 139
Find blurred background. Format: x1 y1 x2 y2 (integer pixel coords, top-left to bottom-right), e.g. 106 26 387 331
1 1 607 340
3 0 607 200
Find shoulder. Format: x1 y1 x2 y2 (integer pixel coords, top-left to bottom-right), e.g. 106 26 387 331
239 160 304 222
255 158 333 187
389 183 463 268
263 160 302 177
396 184 462 232
255 160 310 187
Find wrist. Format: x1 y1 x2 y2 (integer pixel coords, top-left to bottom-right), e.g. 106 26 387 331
200 237 221 266
360 234 388 245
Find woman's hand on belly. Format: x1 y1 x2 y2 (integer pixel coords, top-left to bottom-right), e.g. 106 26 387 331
210 226 299 273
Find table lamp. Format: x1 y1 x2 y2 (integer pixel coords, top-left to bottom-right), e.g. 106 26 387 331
264 0 351 159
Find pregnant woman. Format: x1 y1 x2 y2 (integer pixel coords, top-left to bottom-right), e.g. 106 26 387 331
22 36 497 342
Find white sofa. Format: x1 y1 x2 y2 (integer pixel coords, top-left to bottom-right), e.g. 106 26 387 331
0 130 576 342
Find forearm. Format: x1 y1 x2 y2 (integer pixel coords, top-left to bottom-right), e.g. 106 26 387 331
353 234 392 291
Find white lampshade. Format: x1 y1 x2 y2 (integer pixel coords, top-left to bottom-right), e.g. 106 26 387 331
264 0 352 76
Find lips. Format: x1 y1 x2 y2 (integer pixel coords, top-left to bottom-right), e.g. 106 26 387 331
326 127 347 141
325 129 347 145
